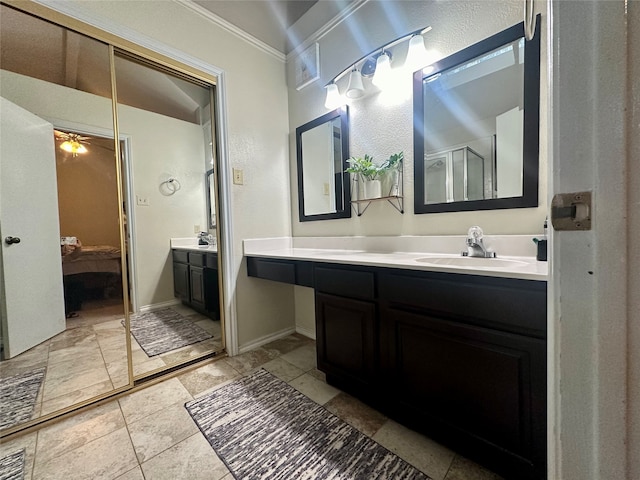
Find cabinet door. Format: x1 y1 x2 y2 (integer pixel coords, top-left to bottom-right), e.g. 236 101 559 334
381 305 546 478
189 266 205 309
315 293 376 390
173 262 189 301
204 267 220 319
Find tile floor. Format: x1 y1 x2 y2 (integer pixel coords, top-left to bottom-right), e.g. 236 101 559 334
0 333 503 480
0 300 221 427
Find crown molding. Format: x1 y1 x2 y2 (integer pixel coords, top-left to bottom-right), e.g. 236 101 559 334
286 0 369 63
176 0 286 63
30 0 224 78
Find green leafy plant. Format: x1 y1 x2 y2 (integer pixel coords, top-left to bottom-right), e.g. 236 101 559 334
346 152 403 181
380 151 404 171
345 154 386 181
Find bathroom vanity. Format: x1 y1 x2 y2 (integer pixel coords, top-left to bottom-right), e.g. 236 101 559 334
171 242 220 319
244 237 547 480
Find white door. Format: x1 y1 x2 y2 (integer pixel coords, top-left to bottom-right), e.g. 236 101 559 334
0 97 66 358
549 1 634 479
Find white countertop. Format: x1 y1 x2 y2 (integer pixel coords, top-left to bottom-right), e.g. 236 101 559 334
170 237 217 253
243 236 548 282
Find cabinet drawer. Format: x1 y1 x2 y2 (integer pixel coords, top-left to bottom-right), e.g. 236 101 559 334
379 271 546 338
315 266 375 300
247 257 296 284
188 252 206 267
172 250 189 264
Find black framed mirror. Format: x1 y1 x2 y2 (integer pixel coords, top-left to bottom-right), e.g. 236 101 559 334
413 16 540 214
296 107 351 222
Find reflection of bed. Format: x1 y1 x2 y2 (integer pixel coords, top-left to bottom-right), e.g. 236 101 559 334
62 245 121 276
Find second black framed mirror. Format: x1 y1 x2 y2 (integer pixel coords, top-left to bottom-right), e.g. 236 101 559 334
413 16 540 214
296 107 351 222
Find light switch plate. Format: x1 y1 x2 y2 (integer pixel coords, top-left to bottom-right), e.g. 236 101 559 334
233 168 244 185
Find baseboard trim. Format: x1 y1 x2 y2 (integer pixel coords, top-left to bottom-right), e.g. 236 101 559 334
295 325 316 340
238 326 296 355
138 299 181 313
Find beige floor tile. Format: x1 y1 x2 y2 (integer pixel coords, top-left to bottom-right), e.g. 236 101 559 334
0 342 50 377
373 420 456 480
280 343 317 371
444 455 505 480
324 392 388 437
261 356 305 382
0 432 37 480
42 363 111 402
119 377 192 425
159 338 219 366
128 402 198 463
114 466 145 480
223 347 278 374
132 357 167 377
141 432 230 480
262 333 314 356
35 402 125 464
307 367 327 382
289 372 340 405
40 379 115 416
177 360 240 397
32 427 138 480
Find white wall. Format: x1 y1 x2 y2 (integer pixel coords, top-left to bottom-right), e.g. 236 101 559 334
53 0 295 348
287 1 547 333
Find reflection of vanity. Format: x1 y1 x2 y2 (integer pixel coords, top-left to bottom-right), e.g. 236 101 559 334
172 244 220 319
244 237 547 480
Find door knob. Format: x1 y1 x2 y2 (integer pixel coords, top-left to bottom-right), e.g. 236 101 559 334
4 236 21 245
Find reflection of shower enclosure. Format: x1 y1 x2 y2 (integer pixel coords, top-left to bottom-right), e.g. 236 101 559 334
424 146 484 203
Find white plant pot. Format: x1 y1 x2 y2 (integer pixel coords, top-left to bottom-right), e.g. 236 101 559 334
363 179 382 199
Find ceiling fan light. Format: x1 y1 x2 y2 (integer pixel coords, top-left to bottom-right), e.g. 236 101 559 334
60 140 88 155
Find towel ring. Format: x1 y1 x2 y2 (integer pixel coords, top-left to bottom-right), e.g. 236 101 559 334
160 177 181 196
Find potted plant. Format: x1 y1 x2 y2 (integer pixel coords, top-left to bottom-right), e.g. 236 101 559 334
380 152 403 197
346 154 386 199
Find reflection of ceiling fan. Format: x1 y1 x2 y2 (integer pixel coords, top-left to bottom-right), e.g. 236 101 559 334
54 130 91 156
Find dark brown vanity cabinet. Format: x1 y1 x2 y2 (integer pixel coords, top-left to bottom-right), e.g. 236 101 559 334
378 271 547 480
172 249 220 319
246 257 547 479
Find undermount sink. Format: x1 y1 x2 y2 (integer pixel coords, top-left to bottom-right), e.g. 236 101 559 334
414 256 529 269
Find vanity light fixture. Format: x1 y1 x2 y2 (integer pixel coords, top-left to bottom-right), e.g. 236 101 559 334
324 82 342 109
371 51 392 88
345 67 365 98
324 26 431 108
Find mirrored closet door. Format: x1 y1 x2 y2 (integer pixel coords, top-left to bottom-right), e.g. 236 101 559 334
0 3 224 437
113 52 224 379
0 4 129 433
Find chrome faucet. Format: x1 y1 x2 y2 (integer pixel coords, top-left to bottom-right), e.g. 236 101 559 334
462 226 496 258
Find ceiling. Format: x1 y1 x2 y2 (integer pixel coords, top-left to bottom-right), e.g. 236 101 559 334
193 0 321 54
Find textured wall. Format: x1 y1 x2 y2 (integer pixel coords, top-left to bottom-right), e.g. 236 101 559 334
288 0 547 237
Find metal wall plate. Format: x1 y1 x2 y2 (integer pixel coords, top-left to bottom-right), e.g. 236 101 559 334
551 191 592 230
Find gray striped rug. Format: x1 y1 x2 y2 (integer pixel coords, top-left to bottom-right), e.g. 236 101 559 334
186 369 431 480
0 449 25 480
128 308 213 357
0 367 45 430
